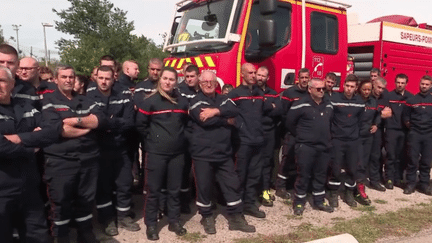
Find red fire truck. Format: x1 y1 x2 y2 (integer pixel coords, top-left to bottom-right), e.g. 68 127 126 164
163 0 351 93
348 15 432 94
163 0 432 94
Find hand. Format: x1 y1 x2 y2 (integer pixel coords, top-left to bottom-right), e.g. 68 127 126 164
63 117 78 126
227 118 235 126
370 125 378 134
381 107 392 118
200 108 220 122
4 134 22 144
33 127 41 132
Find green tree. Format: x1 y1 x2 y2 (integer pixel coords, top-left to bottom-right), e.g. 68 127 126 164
0 25 4 44
53 0 167 77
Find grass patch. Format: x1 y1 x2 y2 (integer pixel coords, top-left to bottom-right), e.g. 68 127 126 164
286 215 303 220
395 198 409 202
283 199 292 206
234 202 432 243
352 205 376 213
331 217 345 221
374 199 388 204
180 232 207 242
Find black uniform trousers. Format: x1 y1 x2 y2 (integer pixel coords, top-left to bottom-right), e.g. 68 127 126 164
293 144 330 205
96 149 133 223
369 128 384 184
0 187 50 243
261 129 276 191
406 131 432 187
384 129 407 183
44 157 98 237
275 133 296 190
357 136 374 182
328 139 360 191
144 153 184 226
193 159 243 216
235 144 263 206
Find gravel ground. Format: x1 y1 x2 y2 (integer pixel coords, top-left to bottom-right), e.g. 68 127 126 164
91 184 432 243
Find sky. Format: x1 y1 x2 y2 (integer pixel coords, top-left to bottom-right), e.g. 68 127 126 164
1 0 430 61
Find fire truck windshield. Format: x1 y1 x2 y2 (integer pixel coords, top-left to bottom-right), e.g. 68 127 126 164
169 0 235 54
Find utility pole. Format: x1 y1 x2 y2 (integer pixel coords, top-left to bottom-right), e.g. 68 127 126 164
12 24 21 54
42 23 53 66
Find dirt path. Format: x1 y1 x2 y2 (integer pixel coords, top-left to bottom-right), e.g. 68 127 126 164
91 185 432 243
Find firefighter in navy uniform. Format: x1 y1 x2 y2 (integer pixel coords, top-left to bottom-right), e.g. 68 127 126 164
328 74 365 208
189 71 256 234
134 58 163 104
369 77 392 191
87 66 140 236
176 64 200 214
136 67 188 241
0 66 61 243
355 80 380 205
384 73 413 189
402 75 432 195
227 63 273 218
276 68 310 199
256 66 282 207
287 78 334 215
42 65 106 243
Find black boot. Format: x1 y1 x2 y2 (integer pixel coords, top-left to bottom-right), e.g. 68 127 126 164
228 213 256 233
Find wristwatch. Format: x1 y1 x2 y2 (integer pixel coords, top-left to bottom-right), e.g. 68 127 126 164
77 117 82 126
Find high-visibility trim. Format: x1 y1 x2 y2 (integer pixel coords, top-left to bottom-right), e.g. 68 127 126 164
389 100 407 104
196 201 212 207
179 92 196 99
54 219 70 226
96 201 113 209
177 58 186 69
205 56 215 67
109 99 131 105
14 93 40 100
265 94 280 98
116 206 131 212
189 101 211 111
87 86 96 92
281 96 300 101
328 181 341 185
194 57 204 68
290 103 311 110
227 199 242 206
138 108 188 115
326 104 333 109
278 174 287 180
312 191 325 196
75 214 93 222
161 189 167 192
331 102 365 108
37 89 55 95
185 58 192 64
170 59 178 68
231 96 264 101
345 182 356 188
0 114 14 120
295 193 307 199
180 188 190 192
220 98 236 107
164 60 170 67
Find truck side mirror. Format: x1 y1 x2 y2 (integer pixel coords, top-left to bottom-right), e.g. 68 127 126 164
259 20 276 47
171 16 181 36
260 0 277 15
284 72 295 85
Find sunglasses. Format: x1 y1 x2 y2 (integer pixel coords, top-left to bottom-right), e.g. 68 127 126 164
313 87 325 92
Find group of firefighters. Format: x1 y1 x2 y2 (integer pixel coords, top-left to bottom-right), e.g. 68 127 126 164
1 41 432 242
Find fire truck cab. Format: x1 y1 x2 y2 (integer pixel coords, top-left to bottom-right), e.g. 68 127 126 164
163 0 351 93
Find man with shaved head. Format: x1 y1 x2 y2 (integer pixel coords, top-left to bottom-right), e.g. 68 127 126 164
19 57 56 109
223 63 273 218
118 60 140 92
